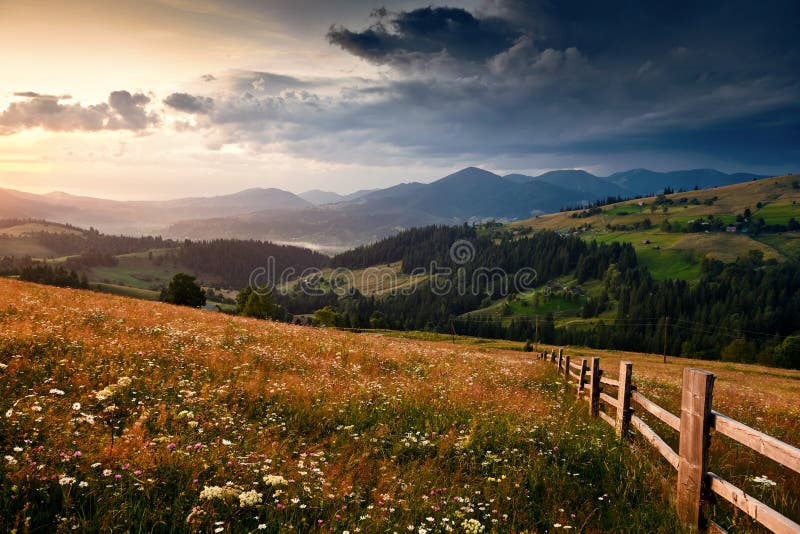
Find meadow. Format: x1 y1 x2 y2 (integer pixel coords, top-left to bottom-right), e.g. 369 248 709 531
512 174 800 281
1 278 798 532
0 278 683 533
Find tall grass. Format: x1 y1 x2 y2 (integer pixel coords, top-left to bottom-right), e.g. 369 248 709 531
0 278 706 532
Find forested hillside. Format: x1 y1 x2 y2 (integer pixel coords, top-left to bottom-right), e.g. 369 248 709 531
294 225 800 368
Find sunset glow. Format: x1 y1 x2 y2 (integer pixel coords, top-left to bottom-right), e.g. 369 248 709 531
1 0 798 198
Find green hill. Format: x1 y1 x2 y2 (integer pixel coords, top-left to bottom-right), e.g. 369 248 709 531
512 173 800 280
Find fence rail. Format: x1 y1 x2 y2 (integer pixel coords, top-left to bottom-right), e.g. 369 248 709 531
538 348 800 533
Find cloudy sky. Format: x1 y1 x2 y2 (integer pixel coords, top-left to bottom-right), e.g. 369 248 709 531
1 0 798 199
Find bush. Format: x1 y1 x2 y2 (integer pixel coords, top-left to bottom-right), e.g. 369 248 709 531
163 273 206 307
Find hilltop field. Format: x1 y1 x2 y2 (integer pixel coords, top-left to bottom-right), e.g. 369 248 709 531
514 173 800 281
1 279 798 532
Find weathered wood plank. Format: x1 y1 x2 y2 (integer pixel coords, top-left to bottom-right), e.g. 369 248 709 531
600 376 619 387
578 358 588 399
600 392 618 409
569 361 581 371
616 361 633 439
676 369 715 530
599 410 615 428
631 415 679 469
563 355 570 383
632 390 681 432
708 472 800 533
711 411 800 475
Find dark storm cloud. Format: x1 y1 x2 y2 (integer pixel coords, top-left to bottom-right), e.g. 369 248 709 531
327 6 519 66
164 92 215 114
0 91 158 135
313 0 800 171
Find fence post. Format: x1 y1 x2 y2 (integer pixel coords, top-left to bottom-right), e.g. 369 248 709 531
589 357 601 417
563 355 570 383
616 361 633 438
551 350 556 363
676 369 715 531
577 358 588 398
557 350 563 371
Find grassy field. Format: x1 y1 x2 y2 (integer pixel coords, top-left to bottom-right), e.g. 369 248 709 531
0 221 84 258
0 221 83 238
754 200 800 225
1 279 798 532
0 278 689 532
91 282 161 300
755 232 800 259
282 262 430 298
513 174 800 271
88 250 181 291
0 237 58 258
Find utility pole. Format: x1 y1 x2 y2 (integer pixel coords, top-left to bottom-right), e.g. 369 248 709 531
663 316 669 364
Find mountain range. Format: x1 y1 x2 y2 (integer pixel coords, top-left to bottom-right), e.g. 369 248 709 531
0 167 766 250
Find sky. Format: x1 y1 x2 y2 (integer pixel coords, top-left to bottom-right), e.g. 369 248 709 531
0 0 798 199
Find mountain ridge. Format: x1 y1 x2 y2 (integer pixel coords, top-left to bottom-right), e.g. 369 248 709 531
0 167 768 246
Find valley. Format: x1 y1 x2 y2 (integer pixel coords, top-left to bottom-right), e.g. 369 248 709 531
1 173 798 369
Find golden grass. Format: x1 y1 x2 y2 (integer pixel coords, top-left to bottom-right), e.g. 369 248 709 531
1 278 797 532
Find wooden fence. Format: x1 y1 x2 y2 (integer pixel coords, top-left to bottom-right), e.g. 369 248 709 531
537 348 800 533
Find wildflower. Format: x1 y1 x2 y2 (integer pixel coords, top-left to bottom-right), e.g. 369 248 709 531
263 474 288 486
79 481 88 488
13 447 22 452
5 455 17 465
72 403 81 411
461 518 484 534
49 388 65 395
59 475 76 486
102 469 112 477
74 451 81 458
4 409 11 418
239 490 263 507
752 475 777 487
167 443 176 452
258 526 267 530
95 387 115 401
200 485 238 500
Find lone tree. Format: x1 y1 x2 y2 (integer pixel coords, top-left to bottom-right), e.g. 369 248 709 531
236 286 286 321
164 273 206 307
